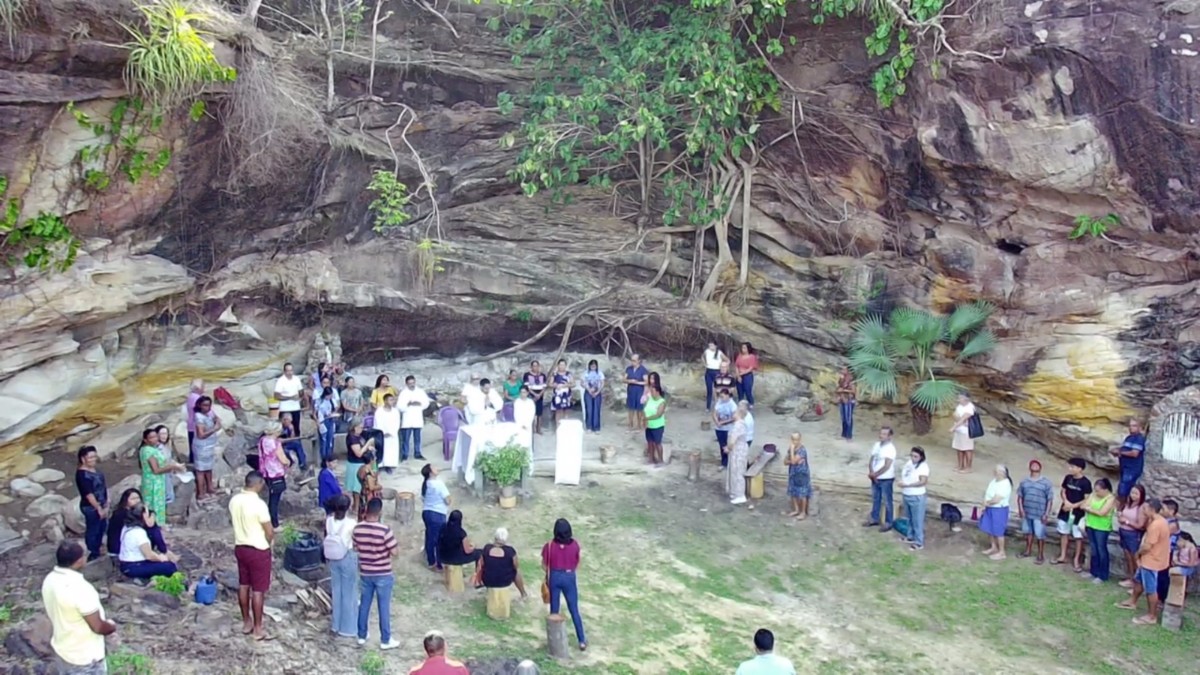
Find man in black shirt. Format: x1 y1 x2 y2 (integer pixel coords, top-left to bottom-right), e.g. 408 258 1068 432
1052 457 1092 571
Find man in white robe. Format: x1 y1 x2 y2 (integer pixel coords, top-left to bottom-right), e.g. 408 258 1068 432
513 385 537 461
462 374 483 425
468 378 503 425
397 375 431 461
374 392 402 473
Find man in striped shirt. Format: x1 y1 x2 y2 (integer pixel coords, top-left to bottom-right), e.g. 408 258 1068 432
353 498 400 650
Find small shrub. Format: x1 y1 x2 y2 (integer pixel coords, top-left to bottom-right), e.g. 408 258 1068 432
511 308 532 324
0 176 80 273
151 571 186 598
108 648 154 675
360 650 385 675
0 603 12 623
1069 213 1120 240
277 522 301 548
367 170 413 231
123 0 236 106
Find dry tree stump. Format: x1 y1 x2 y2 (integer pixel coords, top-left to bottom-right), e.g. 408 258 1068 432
599 445 616 464
444 564 465 593
687 452 702 481
546 613 569 659
486 587 512 620
396 491 415 526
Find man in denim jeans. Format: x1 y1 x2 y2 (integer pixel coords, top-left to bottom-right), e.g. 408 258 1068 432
863 427 897 532
352 498 400 650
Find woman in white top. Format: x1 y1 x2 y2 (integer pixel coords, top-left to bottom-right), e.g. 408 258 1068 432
980 464 1013 560
324 494 357 637
118 505 179 580
701 341 728 412
951 393 977 474
897 446 931 551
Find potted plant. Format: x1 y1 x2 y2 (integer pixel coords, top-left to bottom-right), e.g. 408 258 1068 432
475 439 530 508
848 301 996 434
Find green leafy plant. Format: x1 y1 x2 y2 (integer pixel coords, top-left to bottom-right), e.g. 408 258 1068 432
366 169 413 231
511 308 533 324
277 522 301 548
151 571 187 598
108 648 154 675
493 0 782 230
68 98 175 193
0 176 80 272
1069 213 1120 241
360 651 386 675
475 440 530 487
0 603 12 623
848 301 996 432
123 0 236 107
413 237 446 290
811 0 948 107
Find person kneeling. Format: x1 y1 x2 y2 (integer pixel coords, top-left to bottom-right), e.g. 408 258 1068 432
118 505 180 580
474 527 529 599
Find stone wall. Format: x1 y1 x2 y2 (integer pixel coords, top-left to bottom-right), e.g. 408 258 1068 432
1144 386 1200 514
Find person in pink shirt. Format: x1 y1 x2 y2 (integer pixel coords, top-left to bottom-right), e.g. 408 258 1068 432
185 379 204 465
408 632 468 675
734 342 759 408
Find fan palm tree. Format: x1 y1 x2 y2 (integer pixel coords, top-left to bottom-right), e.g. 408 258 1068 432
848 301 997 434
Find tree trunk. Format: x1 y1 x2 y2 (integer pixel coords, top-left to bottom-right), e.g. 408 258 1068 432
738 161 752 287
546 613 570 658
911 403 932 435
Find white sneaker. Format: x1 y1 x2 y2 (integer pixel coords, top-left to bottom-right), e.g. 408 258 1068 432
730 497 747 505
357 638 366 646
380 639 401 650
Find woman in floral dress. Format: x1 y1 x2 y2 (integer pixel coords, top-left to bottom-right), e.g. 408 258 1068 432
550 359 574 428
139 428 183 517
785 432 811 520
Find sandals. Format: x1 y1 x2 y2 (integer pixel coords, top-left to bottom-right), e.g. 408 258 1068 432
1132 615 1157 625
1049 559 1065 565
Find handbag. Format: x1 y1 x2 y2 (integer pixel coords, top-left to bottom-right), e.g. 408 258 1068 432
967 411 985 439
540 576 550 604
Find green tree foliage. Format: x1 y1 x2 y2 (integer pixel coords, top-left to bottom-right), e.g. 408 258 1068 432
0 176 80 273
848 301 996 414
124 0 236 107
493 0 784 228
69 99 174 192
811 0 947 107
1069 213 1119 240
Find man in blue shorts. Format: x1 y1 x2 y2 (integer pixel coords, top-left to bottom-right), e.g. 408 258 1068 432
1017 460 1054 564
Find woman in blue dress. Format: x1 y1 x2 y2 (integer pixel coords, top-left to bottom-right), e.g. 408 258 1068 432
785 432 811 520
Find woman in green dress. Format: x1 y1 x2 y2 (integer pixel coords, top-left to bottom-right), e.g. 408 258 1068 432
139 428 184 517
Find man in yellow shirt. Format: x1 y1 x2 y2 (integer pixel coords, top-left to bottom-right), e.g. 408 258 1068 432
229 471 275 640
42 541 117 674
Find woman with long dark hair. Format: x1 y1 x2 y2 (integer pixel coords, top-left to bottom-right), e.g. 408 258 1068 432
541 518 587 651
898 447 930 551
1081 477 1116 583
436 510 482 577
643 381 667 467
1117 484 1148 588
734 341 759 407
117 505 179 580
421 463 451 570
324 494 357 638
192 396 221 502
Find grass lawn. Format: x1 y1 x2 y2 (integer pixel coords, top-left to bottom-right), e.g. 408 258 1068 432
403 473 1200 674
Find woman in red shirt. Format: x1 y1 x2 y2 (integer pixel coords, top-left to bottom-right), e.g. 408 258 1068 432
541 518 587 651
734 342 759 408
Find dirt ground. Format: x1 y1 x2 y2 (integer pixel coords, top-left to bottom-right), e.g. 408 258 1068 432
2 401 1198 674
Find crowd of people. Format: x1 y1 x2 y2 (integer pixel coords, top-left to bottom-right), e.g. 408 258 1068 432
38 347 1192 674
860 418 1196 626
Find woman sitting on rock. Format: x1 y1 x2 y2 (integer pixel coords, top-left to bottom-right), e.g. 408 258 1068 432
107 488 166 558
118 505 180 580
474 527 528 599
436 510 483 578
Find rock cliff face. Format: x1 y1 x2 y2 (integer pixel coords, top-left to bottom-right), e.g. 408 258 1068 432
0 0 1197 474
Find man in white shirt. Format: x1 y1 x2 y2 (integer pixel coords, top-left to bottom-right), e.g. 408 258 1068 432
735 629 795 675
462 374 483 425
467 378 503 425
42 541 117 674
865 426 897 532
397 375 431 461
513 385 537 451
274 362 304 432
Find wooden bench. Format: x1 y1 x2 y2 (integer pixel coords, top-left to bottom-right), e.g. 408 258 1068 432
744 446 779 500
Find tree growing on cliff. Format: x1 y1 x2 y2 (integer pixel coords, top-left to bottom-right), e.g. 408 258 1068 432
848 301 996 433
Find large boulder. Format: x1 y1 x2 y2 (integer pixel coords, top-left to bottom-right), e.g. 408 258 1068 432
0 520 25 556
8 478 45 499
27 468 65 483
25 493 70 519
